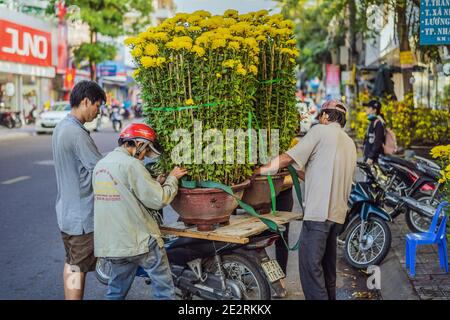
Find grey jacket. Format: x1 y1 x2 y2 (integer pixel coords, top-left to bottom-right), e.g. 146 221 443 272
93 147 179 258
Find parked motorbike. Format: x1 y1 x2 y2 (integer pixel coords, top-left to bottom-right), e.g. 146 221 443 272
95 231 285 300
12 112 22 128
110 106 123 132
338 162 392 269
24 106 38 125
377 155 442 233
0 111 15 128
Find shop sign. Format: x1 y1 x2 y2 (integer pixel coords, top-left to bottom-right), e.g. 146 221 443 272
99 64 117 77
420 0 450 45
325 64 341 99
400 51 415 69
0 19 52 67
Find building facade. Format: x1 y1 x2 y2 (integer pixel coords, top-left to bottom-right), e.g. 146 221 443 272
0 7 58 114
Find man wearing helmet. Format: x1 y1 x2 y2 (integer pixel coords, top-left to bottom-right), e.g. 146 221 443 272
93 123 187 300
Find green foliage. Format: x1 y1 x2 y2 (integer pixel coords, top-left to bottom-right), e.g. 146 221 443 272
46 0 153 78
46 0 152 35
73 42 117 66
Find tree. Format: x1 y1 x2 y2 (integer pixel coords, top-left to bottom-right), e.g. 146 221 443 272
281 0 450 102
46 0 153 80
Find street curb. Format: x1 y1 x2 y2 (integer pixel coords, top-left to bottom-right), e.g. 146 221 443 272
380 251 420 300
0 132 32 142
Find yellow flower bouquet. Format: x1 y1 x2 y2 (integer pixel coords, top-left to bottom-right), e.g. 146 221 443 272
125 10 298 185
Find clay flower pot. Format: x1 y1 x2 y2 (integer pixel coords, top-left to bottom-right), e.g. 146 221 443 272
242 172 288 214
171 180 251 231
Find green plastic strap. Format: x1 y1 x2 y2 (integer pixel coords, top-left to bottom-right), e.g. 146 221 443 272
248 111 252 163
287 165 304 213
267 175 276 215
276 165 303 251
152 102 219 112
258 78 288 85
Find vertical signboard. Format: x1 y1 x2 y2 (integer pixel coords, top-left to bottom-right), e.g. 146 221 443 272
326 64 341 99
420 0 450 45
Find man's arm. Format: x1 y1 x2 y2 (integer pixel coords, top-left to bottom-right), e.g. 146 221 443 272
255 153 295 175
76 134 102 170
255 128 318 175
128 163 183 210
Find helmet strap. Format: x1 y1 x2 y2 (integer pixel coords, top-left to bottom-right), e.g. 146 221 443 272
134 141 149 159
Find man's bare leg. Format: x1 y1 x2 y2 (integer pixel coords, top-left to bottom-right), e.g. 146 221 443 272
63 263 86 300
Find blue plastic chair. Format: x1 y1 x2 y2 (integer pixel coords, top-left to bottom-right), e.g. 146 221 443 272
405 201 449 277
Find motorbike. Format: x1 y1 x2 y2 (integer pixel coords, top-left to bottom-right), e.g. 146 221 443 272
24 106 38 125
95 231 286 300
338 162 392 269
12 111 22 128
110 106 123 132
0 111 16 128
376 155 442 233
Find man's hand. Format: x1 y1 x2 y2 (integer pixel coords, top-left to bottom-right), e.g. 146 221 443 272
169 166 188 180
366 158 374 165
156 175 166 184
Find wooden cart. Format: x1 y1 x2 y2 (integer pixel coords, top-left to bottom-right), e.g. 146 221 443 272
160 211 303 244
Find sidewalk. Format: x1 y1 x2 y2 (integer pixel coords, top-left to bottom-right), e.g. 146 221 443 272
0 125 34 142
388 217 450 300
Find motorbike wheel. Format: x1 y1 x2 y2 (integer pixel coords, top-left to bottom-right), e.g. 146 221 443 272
204 254 271 300
5 119 14 129
95 258 111 285
14 118 22 128
344 216 392 269
405 192 441 233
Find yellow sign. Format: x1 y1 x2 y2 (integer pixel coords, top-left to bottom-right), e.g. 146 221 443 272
400 51 415 68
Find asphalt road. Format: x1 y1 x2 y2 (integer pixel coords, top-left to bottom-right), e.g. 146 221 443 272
0 125 376 300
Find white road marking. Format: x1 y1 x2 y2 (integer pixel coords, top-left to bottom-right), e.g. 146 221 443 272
1 176 31 185
35 160 54 166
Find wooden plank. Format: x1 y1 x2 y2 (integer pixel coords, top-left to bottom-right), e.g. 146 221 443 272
160 226 250 244
160 211 302 244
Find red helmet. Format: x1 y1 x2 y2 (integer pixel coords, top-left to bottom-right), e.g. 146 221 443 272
119 123 161 155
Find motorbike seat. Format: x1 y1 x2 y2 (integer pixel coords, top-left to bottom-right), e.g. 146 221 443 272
379 155 417 171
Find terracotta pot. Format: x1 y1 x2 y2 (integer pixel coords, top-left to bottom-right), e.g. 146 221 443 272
242 172 288 214
171 180 251 231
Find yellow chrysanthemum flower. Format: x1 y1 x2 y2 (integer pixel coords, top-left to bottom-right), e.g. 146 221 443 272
224 9 239 19
228 41 240 50
212 38 227 49
222 59 238 68
156 57 166 66
141 56 156 68
192 10 211 18
131 46 143 58
191 45 205 57
144 43 159 56
185 98 194 106
248 65 258 76
236 65 247 76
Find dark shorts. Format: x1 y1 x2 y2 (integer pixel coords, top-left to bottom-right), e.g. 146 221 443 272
61 232 96 273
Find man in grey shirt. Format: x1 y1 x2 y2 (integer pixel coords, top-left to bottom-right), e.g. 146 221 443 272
52 80 106 300
255 100 356 300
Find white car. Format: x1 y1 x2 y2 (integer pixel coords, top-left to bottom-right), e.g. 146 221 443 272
35 101 98 134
